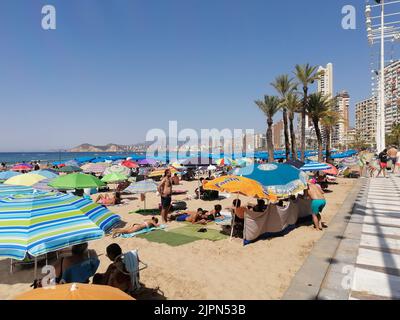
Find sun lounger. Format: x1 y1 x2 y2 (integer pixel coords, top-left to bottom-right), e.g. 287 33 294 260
120 225 167 238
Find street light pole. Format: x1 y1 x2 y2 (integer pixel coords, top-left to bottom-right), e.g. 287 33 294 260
379 0 386 152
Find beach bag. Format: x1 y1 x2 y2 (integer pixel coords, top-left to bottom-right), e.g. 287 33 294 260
172 201 187 211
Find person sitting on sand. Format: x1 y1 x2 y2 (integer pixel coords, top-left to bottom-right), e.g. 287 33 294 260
111 217 159 238
92 244 132 293
208 204 222 218
52 243 99 284
172 173 180 186
94 192 121 206
226 199 247 238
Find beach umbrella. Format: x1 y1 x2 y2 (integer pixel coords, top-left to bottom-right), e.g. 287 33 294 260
103 165 130 176
204 175 268 199
232 163 308 199
125 180 158 210
300 162 331 172
148 167 178 178
49 173 106 190
81 163 110 174
35 170 59 180
0 184 33 198
207 165 217 171
121 160 138 169
322 164 339 176
15 283 134 300
216 158 232 166
64 160 79 167
286 159 305 169
180 157 216 166
56 166 83 173
11 163 33 172
0 171 21 181
0 191 120 261
341 157 360 167
101 173 128 183
4 174 47 187
31 179 56 191
138 159 157 166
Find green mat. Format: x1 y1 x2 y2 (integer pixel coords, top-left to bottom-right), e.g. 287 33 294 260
129 209 160 215
137 225 228 246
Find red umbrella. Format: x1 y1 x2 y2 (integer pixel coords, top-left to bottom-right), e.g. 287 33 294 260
121 160 138 168
323 163 339 176
11 163 33 171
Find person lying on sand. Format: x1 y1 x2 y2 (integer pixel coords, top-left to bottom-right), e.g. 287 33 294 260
111 217 159 238
94 192 121 206
169 208 213 225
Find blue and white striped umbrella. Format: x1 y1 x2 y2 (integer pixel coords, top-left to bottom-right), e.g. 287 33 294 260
125 180 158 194
35 170 59 180
301 162 331 172
0 191 121 260
0 171 21 181
0 184 33 198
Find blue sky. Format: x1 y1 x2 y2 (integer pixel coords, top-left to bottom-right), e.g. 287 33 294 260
0 0 373 151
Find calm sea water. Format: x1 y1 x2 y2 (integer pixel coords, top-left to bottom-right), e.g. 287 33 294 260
0 152 133 164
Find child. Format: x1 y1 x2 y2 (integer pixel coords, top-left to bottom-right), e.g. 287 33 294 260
366 162 377 178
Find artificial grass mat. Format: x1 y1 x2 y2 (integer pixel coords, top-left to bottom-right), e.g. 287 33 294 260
137 225 228 246
129 209 160 215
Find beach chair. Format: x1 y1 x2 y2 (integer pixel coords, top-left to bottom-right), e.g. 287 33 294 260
120 249 148 294
10 253 49 274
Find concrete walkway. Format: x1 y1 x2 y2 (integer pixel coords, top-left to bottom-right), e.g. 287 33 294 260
284 175 400 300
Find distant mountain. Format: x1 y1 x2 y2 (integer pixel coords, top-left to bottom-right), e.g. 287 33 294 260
69 143 146 152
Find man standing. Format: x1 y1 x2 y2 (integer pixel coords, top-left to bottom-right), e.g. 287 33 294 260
158 169 173 223
306 180 327 231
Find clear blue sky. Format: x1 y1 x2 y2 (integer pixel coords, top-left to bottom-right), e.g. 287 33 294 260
0 0 372 151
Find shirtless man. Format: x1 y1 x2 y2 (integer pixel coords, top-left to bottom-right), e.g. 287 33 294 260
306 181 327 231
169 208 210 224
387 146 398 172
158 169 173 223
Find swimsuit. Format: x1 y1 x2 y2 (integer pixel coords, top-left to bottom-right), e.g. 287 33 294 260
161 196 172 209
176 214 189 222
311 199 327 215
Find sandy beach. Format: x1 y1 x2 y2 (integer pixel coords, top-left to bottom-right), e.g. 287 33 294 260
0 177 356 300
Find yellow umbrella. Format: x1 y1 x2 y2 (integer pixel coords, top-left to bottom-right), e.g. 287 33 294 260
4 173 47 187
204 175 271 200
148 167 178 178
15 283 135 300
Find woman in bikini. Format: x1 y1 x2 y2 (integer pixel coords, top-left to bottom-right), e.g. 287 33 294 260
111 217 159 238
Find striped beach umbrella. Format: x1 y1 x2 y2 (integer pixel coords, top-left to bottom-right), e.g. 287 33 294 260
0 184 33 198
0 191 121 260
81 163 110 174
0 171 21 181
340 157 360 167
35 170 59 180
103 165 130 176
300 162 331 172
125 180 158 209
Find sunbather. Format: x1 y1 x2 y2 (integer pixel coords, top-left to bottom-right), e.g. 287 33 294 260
111 217 159 237
169 208 212 224
94 192 121 206
93 244 132 293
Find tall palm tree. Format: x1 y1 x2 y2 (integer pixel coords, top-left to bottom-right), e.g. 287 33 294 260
271 74 296 160
255 95 281 163
294 64 322 161
285 92 302 160
306 92 333 162
321 108 342 164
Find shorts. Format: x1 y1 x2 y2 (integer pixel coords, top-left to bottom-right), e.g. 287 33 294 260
391 158 397 165
380 162 388 169
311 199 326 215
161 196 172 209
176 214 189 222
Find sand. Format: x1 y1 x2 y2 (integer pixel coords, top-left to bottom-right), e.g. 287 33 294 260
0 178 356 300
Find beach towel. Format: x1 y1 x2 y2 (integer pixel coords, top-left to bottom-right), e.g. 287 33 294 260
120 225 167 238
215 211 232 225
122 250 141 292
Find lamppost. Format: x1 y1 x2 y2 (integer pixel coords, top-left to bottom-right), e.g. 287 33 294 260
366 0 400 152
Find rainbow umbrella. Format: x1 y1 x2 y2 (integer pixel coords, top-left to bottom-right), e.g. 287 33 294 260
0 191 120 260
4 174 47 187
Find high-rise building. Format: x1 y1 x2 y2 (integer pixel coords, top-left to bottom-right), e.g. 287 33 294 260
383 60 400 133
355 97 377 147
272 120 285 149
254 133 266 150
332 91 350 148
318 63 334 98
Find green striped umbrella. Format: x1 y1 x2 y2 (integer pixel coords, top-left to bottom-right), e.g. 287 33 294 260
0 191 121 260
49 173 105 190
101 173 128 183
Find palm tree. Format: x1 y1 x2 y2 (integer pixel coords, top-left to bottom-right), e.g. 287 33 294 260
271 75 296 160
285 92 302 160
306 92 333 162
255 95 281 162
294 64 322 161
320 108 342 164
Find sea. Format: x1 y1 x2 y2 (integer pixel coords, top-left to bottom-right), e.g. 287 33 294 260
0 152 135 165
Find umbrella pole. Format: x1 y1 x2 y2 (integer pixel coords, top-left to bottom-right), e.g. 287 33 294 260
230 193 240 242
34 257 38 280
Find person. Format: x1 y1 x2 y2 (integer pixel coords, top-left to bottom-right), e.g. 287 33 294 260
92 244 132 293
111 217 159 237
158 169 173 223
195 178 206 199
247 199 267 213
388 146 398 172
171 173 180 186
306 180 327 231
209 204 223 218
0 162 6 171
358 149 367 177
366 162 377 178
377 149 389 178
34 161 40 171
94 192 121 206
226 199 247 238
169 208 211 224
52 243 99 284
396 149 400 174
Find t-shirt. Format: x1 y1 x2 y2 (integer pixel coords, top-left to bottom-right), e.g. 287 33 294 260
379 152 388 163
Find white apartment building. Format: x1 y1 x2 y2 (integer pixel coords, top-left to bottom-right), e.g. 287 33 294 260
355 96 377 148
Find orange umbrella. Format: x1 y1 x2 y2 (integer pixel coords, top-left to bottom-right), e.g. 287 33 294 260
15 283 135 300
323 163 339 176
